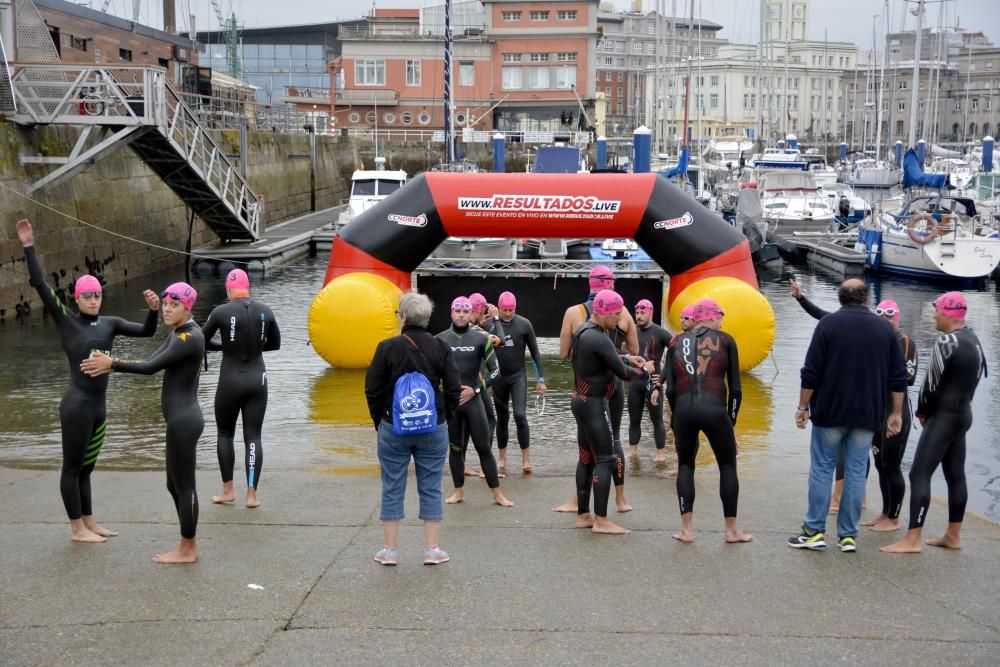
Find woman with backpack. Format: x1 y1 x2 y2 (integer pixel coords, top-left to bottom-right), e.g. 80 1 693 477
365 292 462 566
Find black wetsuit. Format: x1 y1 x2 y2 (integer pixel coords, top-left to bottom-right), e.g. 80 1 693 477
664 326 742 518
872 332 918 519
579 295 629 487
24 246 157 521
437 324 501 488
493 314 544 451
628 322 672 450
201 298 281 490
473 319 504 448
570 322 647 518
112 321 205 539
907 327 986 529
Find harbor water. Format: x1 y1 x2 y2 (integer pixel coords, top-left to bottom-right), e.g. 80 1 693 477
0 256 997 523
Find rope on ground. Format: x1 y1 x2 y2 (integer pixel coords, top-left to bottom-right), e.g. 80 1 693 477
0 180 242 264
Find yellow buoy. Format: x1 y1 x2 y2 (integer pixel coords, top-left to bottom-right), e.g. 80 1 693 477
666 277 776 371
308 272 403 368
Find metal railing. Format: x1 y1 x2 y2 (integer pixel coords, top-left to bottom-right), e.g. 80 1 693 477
416 257 662 276
339 127 594 145
337 25 488 41
178 90 326 134
0 33 15 114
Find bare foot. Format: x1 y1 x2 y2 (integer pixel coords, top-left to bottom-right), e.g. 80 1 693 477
869 519 900 532
211 493 235 504
860 515 885 527
465 467 481 477
575 514 595 528
246 495 261 509
493 492 514 508
829 505 840 514
592 518 629 534
617 501 633 513
879 540 922 554
445 492 464 504
89 524 119 537
71 529 107 543
926 535 961 550
725 530 753 543
522 462 534 474
552 500 578 513
672 529 695 543
653 455 667 464
153 547 199 564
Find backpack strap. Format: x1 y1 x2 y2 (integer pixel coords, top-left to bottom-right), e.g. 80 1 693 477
402 334 434 377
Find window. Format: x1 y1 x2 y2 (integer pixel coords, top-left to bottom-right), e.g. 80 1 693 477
415 112 431 125
633 42 642 53
896 120 904 135
384 112 396 124
614 41 625 53
710 94 719 108
365 111 376 123
349 112 360 124
455 112 467 124
971 98 979 111
898 80 907 90
603 57 613 65
604 86 611 97
406 59 421 86
647 23 656 35
528 67 550 89
503 53 521 63
401 111 413 125
502 67 523 90
158 57 169 69
710 75 719 87
501 11 521 21
71 35 87 51
617 71 624 82
617 86 624 98
898 101 905 111
615 58 625 66
459 61 474 86
119 48 133 62
529 11 549 21
555 66 577 89
556 53 577 62
529 53 547 62
598 40 613 53
954 100 961 111
646 43 656 53
557 10 577 20
616 101 624 115
356 59 385 86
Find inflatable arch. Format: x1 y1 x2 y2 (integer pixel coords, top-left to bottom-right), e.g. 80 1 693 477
310 173 776 370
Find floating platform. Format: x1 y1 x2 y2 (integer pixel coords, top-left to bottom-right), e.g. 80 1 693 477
787 234 867 276
191 205 344 272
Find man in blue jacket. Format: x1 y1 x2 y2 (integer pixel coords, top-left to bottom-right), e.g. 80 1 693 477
787 279 907 553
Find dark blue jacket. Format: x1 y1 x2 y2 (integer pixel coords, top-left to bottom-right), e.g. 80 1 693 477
800 305 908 432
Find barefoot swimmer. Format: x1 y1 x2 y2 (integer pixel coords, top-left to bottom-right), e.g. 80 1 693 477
882 292 987 554
628 299 671 463
663 299 751 544
201 269 281 509
81 283 205 564
569 290 653 535
17 218 160 543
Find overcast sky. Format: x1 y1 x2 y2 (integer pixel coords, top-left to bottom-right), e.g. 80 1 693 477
113 0 998 47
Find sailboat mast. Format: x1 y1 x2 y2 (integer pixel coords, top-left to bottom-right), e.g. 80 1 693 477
444 0 455 162
875 8 886 162
907 0 924 149
756 0 764 150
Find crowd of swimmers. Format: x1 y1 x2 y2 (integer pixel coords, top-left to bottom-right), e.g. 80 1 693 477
16 216 987 565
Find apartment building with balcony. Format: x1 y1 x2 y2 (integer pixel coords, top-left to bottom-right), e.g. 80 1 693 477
333 1 600 134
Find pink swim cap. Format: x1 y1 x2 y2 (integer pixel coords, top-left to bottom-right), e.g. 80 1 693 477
161 282 197 310
692 298 725 322
469 293 488 312
451 296 472 311
635 299 653 312
876 299 901 321
592 289 624 316
589 265 616 291
934 291 967 318
498 291 517 309
680 305 696 320
74 274 102 299
226 268 249 292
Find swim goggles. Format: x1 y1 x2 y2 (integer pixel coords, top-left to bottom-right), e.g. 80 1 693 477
680 315 693 322
161 291 187 302
875 307 898 317
534 393 546 416
78 291 102 299
451 303 473 312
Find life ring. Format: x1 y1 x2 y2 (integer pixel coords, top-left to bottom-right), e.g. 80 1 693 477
907 212 938 244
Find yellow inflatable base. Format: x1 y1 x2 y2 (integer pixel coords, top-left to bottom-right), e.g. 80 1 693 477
308 272 403 368
664 277 776 371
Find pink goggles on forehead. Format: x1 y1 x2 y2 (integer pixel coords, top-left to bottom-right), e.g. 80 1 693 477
451 297 472 312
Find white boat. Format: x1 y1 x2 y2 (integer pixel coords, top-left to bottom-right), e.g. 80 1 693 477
337 158 407 228
702 136 753 170
601 238 640 259
842 158 899 188
966 145 1000 174
819 182 871 223
802 153 839 188
750 148 808 171
857 195 1000 280
927 158 974 191
757 170 837 236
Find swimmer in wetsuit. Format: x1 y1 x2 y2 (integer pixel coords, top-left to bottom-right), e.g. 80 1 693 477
493 291 546 473
201 269 281 509
882 292 987 554
569 290 654 535
464 293 504 477
628 299 672 463
82 283 205 564
437 296 513 507
553 265 638 514
16 219 160 543
663 299 752 544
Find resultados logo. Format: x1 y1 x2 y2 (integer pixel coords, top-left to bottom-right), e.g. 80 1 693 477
457 195 622 213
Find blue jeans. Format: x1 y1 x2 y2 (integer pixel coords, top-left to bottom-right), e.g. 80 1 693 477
377 421 448 522
803 425 875 539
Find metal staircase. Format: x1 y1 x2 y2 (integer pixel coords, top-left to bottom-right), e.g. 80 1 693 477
9 64 260 241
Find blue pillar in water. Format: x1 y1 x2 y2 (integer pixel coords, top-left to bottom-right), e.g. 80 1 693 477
633 126 651 173
492 133 505 173
983 136 994 173
894 140 903 167
596 135 607 170
786 134 798 150
839 141 848 162
916 139 926 166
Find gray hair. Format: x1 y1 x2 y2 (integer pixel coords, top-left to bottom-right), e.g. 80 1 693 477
398 291 433 328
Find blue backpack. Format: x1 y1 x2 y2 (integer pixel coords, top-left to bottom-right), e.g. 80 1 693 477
391 335 438 436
